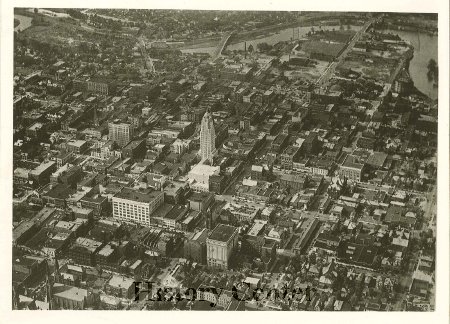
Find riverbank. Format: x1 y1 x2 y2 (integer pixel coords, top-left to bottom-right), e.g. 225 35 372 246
180 15 363 50
180 37 221 49
375 21 437 37
229 14 364 45
401 50 437 104
390 29 438 100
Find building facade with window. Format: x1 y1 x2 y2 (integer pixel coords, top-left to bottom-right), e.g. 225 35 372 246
206 224 238 270
112 188 164 226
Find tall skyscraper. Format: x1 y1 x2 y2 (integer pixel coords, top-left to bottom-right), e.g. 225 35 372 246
200 109 216 163
108 121 134 147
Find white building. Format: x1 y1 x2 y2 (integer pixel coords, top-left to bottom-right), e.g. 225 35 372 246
188 163 220 192
108 121 134 147
200 109 216 163
112 188 164 226
171 138 192 155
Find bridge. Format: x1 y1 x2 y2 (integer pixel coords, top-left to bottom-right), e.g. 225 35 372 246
211 31 236 61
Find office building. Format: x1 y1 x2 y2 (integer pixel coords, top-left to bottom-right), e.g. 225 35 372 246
108 121 134 147
112 188 164 226
200 109 216 163
206 224 239 269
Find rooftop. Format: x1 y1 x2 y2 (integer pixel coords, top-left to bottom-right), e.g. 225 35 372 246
97 244 115 257
366 152 388 168
342 155 365 170
188 163 220 176
248 220 266 236
191 228 209 241
188 191 214 202
53 283 88 302
30 161 56 175
108 275 135 289
73 237 103 253
114 187 163 203
67 140 87 148
208 224 238 243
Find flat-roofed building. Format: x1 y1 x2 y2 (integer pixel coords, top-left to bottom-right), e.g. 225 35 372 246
29 161 56 187
292 218 320 255
338 155 365 182
187 191 215 212
171 139 192 155
66 140 88 154
251 165 264 181
105 275 135 299
279 146 300 170
222 201 260 222
188 163 220 192
122 139 146 160
56 150 74 168
66 237 103 266
279 173 309 191
112 188 164 226
108 121 134 148
245 220 267 255
96 243 119 270
85 78 115 95
206 224 239 270
158 205 189 229
184 228 209 264
52 283 93 310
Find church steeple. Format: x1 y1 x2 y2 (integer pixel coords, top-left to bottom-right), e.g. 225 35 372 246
54 257 61 284
45 261 53 310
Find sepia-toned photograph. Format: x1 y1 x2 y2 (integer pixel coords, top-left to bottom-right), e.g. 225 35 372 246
8 4 445 315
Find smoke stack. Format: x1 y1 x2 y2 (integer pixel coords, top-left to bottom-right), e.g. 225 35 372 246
244 42 247 59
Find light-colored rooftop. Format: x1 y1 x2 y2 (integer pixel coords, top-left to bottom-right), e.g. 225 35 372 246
74 237 102 253
108 275 135 289
188 163 220 176
53 283 88 302
248 220 266 236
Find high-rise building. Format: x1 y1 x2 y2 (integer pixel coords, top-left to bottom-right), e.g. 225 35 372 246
200 109 216 163
108 121 134 147
206 224 238 269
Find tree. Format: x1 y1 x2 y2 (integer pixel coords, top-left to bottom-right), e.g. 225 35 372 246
247 44 254 53
427 58 438 82
257 42 273 53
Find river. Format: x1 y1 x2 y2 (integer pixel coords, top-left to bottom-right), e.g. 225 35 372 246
14 9 70 33
227 25 360 51
14 14 33 32
384 30 438 100
181 24 359 55
182 24 438 101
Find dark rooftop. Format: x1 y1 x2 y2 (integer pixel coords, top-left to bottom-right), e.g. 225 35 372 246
208 224 238 243
43 183 76 200
188 191 214 202
114 187 162 203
